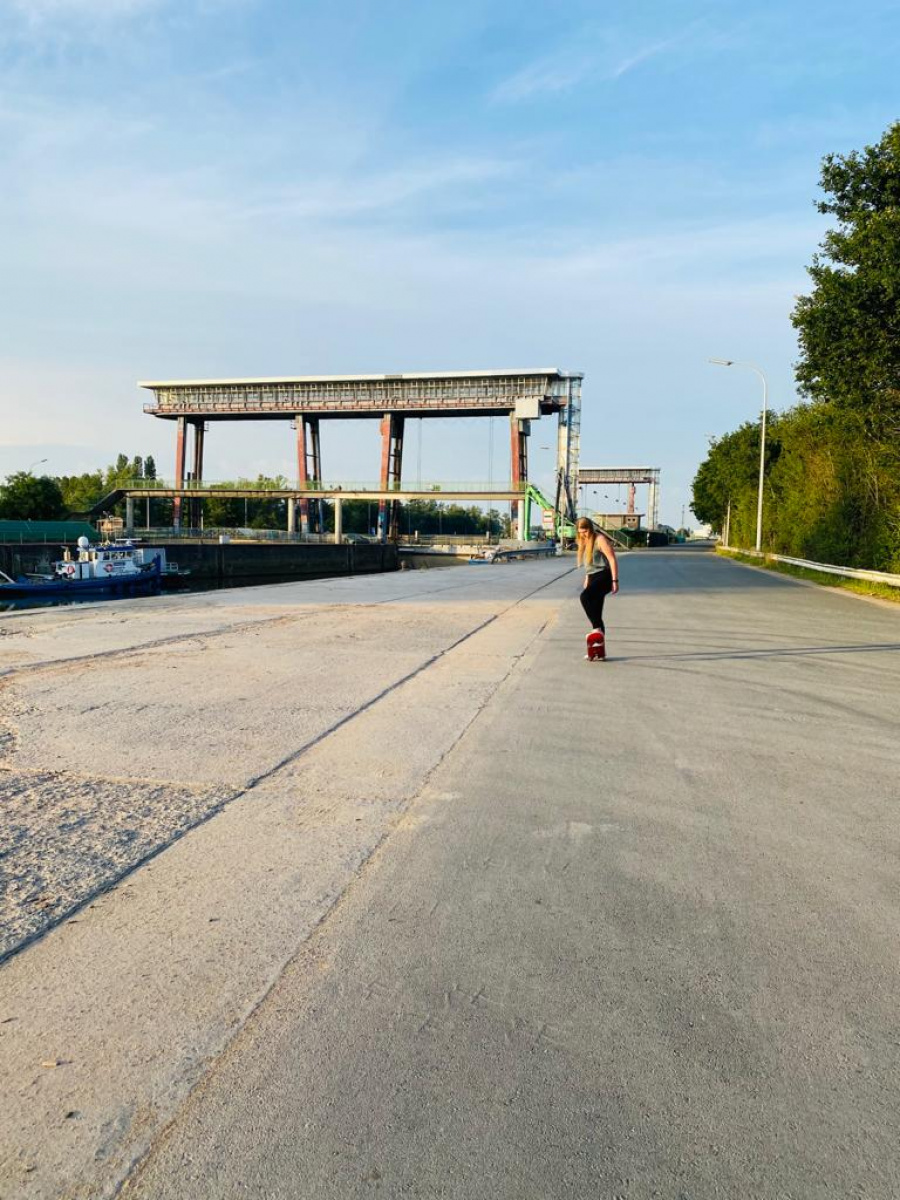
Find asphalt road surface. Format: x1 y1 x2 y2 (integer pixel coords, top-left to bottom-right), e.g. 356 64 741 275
3 551 898 1198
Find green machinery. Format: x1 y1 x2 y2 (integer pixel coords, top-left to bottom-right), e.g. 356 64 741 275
521 484 576 541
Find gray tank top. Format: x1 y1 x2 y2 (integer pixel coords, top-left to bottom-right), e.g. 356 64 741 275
585 542 611 576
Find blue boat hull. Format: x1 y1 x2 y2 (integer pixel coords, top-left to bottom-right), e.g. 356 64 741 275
0 567 161 598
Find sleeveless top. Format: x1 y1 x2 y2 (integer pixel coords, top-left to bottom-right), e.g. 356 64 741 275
585 540 611 577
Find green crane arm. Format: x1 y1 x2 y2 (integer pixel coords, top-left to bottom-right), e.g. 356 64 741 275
523 484 575 540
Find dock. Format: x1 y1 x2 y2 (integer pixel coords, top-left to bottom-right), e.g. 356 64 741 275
1 551 899 1198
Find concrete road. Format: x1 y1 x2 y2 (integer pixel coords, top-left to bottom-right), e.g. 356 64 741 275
3 552 899 1198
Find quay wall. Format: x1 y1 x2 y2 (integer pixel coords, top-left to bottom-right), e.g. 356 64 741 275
0 541 398 583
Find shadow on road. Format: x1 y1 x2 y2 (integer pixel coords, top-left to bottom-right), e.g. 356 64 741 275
620 571 793 594
610 642 900 663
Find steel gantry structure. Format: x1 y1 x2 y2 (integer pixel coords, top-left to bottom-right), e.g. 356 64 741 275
140 369 583 539
577 467 660 530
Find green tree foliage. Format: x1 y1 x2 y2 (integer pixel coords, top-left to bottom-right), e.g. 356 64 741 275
0 472 65 520
691 421 778 545
791 122 900 436
767 405 898 567
694 122 900 572
58 470 105 514
692 403 899 570
56 453 156 517
201 477 287 529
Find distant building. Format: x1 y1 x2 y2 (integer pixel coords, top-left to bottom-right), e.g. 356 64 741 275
593 512 642 530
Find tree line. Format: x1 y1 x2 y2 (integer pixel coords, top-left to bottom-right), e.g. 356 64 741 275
0 455 156 521
692 122 900 572
0 456 510 537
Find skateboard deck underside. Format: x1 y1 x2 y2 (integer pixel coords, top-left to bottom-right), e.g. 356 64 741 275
586 630 606 661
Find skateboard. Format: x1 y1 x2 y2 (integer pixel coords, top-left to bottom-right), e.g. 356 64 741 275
586 629 606 661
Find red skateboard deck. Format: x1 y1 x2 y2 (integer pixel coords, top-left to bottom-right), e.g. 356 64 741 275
586 629 606 661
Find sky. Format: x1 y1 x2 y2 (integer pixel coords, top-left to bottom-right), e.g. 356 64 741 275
0 0 898 526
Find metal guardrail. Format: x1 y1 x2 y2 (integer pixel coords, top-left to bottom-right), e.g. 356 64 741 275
723 547 900 587
479 545 559 562
118 527 343 544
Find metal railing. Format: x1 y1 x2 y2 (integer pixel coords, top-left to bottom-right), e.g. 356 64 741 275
117 478 527 494
126 527 348 543
723 547 900 587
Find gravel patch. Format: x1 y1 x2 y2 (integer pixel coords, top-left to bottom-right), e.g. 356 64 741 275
0 768 235 961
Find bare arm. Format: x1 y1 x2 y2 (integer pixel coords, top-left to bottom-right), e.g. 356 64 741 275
597 533 619 593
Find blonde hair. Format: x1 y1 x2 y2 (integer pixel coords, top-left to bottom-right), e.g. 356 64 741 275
576 517 596 567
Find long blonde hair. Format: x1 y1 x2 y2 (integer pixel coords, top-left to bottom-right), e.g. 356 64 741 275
576 517 597 566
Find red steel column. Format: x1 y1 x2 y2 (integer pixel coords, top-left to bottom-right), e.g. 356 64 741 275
173 416 186 531
378 415 405 541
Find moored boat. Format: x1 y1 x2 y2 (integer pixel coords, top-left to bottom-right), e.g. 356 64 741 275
0 537 163 597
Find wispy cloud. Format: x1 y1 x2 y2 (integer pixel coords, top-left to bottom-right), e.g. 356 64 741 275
239 157 519 223
491 52 596 103
608 35 682 80
9 0 163 20
491 22 718 103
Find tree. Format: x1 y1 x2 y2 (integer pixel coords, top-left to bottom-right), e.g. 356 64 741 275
58 471 105 514
791 122 900 435
0 472 65 520
691 421 778 542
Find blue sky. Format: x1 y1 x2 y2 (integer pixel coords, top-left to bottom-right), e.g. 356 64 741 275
1 0 897 525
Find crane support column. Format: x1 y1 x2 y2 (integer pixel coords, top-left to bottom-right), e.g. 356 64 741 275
510 417 529 537
307 417 324 533
173 416 186 531
295 417 310 535
378 414 405 541
648 479 659 529
191 419 205 530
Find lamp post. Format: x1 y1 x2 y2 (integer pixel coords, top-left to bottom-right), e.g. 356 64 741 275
27 457 48 473
708 359 769 553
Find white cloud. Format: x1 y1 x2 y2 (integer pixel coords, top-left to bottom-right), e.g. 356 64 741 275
237 157 519 223
546 214 826 281
9 0 163 19
608 35 682 80
491 52 596 103
491 21 729 102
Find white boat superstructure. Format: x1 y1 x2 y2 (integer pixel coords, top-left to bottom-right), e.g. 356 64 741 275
54 537 164 582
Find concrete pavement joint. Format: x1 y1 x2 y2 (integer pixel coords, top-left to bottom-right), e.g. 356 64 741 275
0 568 571 969
0 565 571 683
117 608 559 1198
244 567 572 791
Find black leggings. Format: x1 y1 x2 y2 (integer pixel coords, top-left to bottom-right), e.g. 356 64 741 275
580 572 612 632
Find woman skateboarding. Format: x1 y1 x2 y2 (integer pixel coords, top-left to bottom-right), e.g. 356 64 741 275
576 517 619 660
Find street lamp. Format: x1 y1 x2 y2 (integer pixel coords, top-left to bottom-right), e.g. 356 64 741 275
708 358 769 552
27 457 48 473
